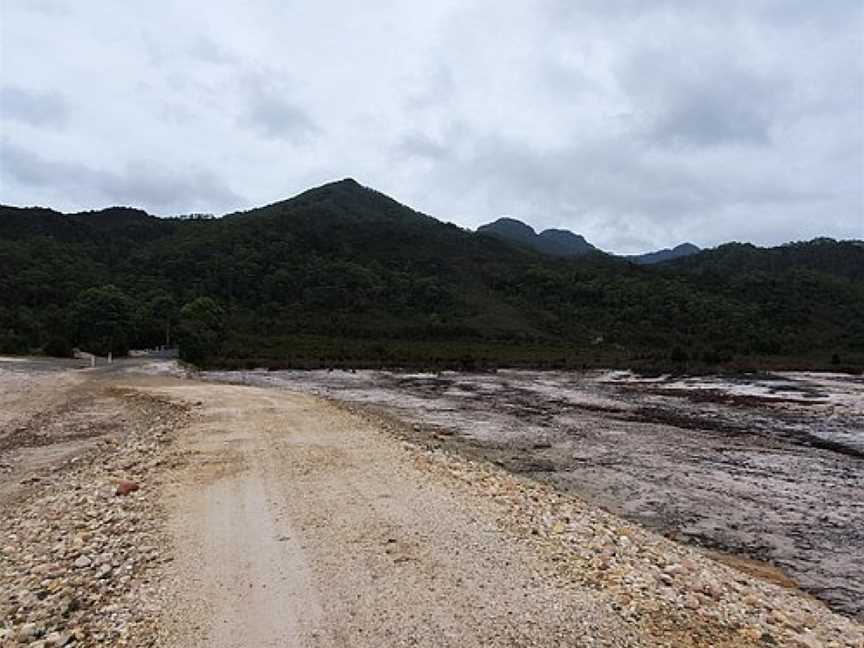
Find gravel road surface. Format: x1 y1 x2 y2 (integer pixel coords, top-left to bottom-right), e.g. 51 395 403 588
149 381 644 647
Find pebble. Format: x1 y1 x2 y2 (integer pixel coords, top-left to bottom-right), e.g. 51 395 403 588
43 630 73 646
115 480 140 497
19 622 41 640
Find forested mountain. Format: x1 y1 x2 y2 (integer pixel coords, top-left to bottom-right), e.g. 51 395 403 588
476 217 701 264
626 243 701 265
477 218 598 256
1 179 862 370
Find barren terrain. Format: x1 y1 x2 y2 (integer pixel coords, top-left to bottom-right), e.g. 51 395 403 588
1 358 863 647
208 368 864 620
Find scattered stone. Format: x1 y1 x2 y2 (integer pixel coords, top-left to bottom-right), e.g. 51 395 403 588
0 393 189 648
792 633 822 648
43 630 73 646
19 622 41 640
115 480 140 496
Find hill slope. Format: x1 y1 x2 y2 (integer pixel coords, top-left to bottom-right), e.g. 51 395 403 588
1 180 862 370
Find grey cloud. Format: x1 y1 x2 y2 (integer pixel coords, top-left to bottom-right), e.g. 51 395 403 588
241 80 319 144
18 0 69 15
1 138 102 189
389 0 860 251
395 133 450 161
188 36 236 66
404 65 455 111
117 161 244 212
760 0 864 25
0 86 69 128
545 0 862 24
1 139 243 213
619 51 787 149
644 75 778 148
409 129 838 252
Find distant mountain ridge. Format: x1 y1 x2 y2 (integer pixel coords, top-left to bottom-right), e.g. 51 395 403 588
626 242 701 265
477 218 598 256
476 217 700 264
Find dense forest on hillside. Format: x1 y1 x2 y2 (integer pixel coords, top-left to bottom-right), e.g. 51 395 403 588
2 179 863 371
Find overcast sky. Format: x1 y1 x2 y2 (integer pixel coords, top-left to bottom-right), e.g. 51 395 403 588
1 1 862 253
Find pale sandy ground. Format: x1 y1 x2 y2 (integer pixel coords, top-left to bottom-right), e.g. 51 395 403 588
0 364 89 506
2 359 863 647
145 382 647 646
0 365 83 430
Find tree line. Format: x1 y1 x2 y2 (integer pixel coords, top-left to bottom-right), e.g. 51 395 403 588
1 180 862 371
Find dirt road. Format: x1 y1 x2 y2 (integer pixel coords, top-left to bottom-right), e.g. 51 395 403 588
2 361 863 647
148 381 642 647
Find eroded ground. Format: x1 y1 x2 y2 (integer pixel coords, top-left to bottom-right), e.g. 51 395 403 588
207 368 864 620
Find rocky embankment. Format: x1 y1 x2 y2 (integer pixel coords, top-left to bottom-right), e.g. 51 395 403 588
0 392 189 647
347 404 864 648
